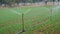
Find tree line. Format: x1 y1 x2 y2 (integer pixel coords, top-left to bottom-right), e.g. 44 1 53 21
0 0 59 7
0 0 43 4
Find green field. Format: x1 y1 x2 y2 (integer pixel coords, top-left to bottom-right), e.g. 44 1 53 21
0 6 60 34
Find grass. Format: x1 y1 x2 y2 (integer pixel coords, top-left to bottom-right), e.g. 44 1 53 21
0 6 60 34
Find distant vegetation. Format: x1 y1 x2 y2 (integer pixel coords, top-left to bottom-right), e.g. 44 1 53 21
0 0 59 7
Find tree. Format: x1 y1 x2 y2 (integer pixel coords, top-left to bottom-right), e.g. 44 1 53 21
3 0 16 7
44 0 47 6
15 0 20 6
0 0 2 5
58 0 59 5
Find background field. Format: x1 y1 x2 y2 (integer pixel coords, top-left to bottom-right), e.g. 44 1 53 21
0 6 60 34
